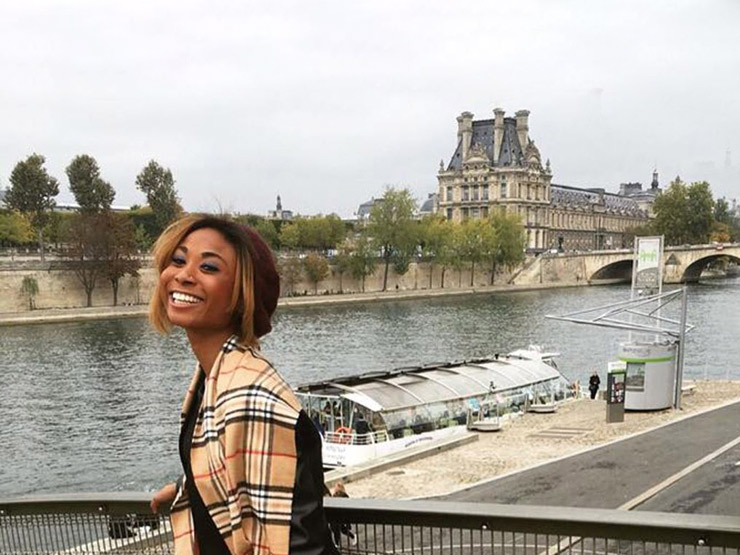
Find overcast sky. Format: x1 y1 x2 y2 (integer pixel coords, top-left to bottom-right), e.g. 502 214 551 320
1 1 738 217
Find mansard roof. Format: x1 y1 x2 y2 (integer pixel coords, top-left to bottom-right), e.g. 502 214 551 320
447 118 524 171
551 184 646 216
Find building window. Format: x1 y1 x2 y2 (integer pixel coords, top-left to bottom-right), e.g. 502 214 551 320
446 186 453 201
471 207 480 219
461 208 469 220
446 208 453 220
472 187 479 201
482 206 489 218
482 185 489 200
501 184 507 198
462 186 470 201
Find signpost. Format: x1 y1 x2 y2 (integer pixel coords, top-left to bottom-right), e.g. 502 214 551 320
606 361 626 423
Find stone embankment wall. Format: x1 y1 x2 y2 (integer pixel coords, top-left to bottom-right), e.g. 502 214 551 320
0 257 519 313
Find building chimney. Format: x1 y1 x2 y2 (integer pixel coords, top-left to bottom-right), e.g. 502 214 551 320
493 108 505 164
515 110 530 148
459 111 474 161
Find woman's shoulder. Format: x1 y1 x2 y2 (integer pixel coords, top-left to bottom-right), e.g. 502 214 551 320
218 347 302 412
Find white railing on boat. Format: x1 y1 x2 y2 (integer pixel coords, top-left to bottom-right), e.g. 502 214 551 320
324 430 390 445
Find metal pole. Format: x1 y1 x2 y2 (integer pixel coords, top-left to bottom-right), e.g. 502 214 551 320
674 287 688 410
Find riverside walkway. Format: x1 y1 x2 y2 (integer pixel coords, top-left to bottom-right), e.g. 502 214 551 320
441 398 740 515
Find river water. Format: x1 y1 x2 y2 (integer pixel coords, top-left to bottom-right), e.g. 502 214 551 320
1 279 738 496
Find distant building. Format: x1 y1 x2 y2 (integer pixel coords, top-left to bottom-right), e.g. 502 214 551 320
418 193 437 219
355 197 382 222
436 108 652 251
267 195 293 221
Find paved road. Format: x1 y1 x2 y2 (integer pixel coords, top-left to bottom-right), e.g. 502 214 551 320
441 400 740 515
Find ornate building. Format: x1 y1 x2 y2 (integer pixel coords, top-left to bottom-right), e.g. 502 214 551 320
436 108 651 251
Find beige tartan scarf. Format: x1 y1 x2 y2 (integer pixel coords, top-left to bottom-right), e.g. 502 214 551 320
170 336 302 555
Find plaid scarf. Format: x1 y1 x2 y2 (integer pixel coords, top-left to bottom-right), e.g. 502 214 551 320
170 336 302 555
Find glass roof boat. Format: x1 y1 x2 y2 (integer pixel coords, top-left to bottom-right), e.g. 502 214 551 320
295 347 573 468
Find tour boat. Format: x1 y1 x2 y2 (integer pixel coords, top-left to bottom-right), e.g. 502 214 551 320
294 347 573 468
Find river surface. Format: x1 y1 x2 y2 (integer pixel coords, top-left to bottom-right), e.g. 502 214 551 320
1 279 738 496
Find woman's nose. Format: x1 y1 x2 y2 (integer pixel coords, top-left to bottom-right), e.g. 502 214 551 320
174 265 195 284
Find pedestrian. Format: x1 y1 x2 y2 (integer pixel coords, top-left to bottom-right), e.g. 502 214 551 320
148 215 337 555
589 371 601 400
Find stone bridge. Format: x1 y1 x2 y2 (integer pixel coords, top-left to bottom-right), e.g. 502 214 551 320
510 243 740 286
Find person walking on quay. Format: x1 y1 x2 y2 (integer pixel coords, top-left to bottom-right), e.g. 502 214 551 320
589 371 601 400
149 215 337 555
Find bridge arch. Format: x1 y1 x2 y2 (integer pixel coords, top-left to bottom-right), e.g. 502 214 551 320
681 254 740 283
589 259 634 283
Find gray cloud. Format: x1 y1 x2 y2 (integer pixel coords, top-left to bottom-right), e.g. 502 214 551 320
1 0 738 217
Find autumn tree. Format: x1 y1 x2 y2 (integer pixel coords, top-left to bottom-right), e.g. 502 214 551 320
4 154 59 260
458 218 490 286
303 253 329 294
135 160 183 236
367 188 417 291
278 256 302 296
103 213 141 306
63 213 108 307
66 155 115 212
334 239 353 293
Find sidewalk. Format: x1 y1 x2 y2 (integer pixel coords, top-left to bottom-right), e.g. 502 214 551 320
0 282 577 326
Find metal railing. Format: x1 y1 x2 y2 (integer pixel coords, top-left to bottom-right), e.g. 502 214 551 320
2 494 739 554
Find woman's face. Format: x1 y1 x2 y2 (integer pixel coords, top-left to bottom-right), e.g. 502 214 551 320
159 228 238 335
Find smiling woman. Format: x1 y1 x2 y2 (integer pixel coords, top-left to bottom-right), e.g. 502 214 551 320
146 215 338 555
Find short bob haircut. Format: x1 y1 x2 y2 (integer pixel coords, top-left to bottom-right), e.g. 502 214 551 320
149 214 259 347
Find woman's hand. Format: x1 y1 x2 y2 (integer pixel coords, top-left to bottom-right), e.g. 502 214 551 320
150 482 178 514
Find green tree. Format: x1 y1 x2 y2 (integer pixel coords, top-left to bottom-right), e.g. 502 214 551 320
303 253 329 294
66 155 115 212
367 187 417 291
103 213 141 306
279 222 301 250
253 219 280 249
685 181 714 244
350 233 377 292
418 215 452 289
458 219 489 286
448 224 468 287
652 178 716 245
4 154 59 260
20 276 39 310
0 211 34 245
135 160 183 235
487 210 526 284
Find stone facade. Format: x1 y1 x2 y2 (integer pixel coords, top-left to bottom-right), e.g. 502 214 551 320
436 108 651 251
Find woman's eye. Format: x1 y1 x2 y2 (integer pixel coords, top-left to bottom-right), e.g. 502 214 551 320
201 263 219 273
171 255 186 266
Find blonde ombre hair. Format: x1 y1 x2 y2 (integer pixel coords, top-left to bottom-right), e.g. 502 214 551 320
149 214 259 348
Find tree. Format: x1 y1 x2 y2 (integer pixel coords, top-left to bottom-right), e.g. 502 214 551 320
448 225 468 287
135 160 183 236
685 181 714 244
349 233 377 292
303 253 329 294
66 155 115 212
278 256 302 296
0 211 34 245
62 213 108 307
367 188 417 291
652 178 715 245
458 219 489 286
279 222 301 251
253 219 279 249
418 215 452 289
487 210 526 284
20 276 39 310
334 240 353 293
4 154 59 260
103 213 141 306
